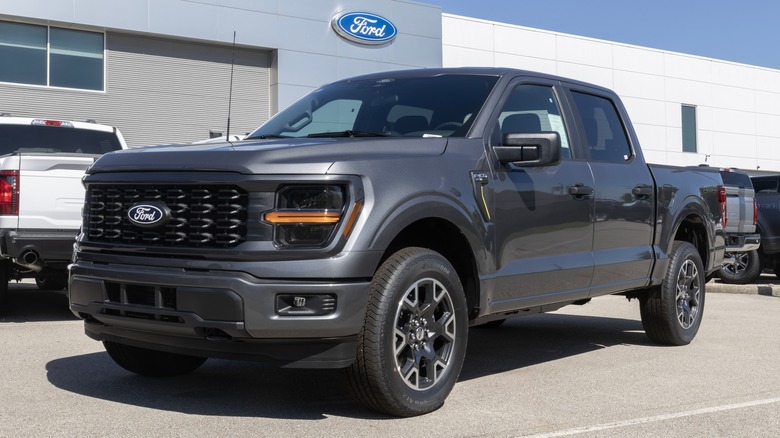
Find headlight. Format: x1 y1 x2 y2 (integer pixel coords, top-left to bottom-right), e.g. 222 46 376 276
263 185 347 247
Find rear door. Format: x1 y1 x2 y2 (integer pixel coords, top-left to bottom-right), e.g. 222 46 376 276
564 86 656 295
486 79 595 312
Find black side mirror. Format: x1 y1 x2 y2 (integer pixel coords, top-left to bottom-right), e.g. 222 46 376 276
495 132 561 166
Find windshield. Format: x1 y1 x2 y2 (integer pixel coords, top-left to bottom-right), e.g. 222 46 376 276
247 74 500 139
0 125 123 155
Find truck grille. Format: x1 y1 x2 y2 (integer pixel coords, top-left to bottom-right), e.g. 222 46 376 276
84 184 248 248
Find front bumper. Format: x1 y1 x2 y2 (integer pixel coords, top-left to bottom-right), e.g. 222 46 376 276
69 260 371 368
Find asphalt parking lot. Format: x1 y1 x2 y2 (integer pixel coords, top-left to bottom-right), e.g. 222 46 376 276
1 277 778 437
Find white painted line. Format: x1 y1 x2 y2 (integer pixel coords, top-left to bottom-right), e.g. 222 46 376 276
524 397 780 437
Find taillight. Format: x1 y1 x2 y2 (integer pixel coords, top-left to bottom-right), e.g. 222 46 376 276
753 197 758 226
0 170 19 215
717 185 727 228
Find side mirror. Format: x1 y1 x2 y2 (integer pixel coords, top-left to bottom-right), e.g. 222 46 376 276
494 132 561 166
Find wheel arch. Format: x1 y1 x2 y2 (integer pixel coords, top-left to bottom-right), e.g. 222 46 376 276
367 198 485 320
651 196 724 285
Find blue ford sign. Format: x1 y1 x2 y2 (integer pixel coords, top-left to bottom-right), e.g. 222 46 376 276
331 12 397 45
127 203 167 228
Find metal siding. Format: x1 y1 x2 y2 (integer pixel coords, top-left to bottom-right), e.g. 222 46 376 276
0 32 270 147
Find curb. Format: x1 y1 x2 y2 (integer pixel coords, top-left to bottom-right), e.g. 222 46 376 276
707 275 780 297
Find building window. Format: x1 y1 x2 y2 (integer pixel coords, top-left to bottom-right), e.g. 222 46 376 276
682 104 697 153
0 20 104 91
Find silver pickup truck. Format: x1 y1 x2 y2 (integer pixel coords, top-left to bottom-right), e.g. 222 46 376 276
717 168 761 284
0 116 127 309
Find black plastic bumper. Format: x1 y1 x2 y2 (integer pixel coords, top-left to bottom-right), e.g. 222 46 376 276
69 260 371 368
724 233 761 252
0 228 77 262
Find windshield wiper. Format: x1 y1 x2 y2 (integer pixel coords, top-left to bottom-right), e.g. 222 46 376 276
307 130 389 138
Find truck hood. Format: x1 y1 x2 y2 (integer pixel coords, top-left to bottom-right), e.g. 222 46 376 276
87 138 448 175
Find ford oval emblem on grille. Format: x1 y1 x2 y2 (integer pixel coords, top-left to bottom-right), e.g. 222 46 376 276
127 203 169 228
331 12 397 45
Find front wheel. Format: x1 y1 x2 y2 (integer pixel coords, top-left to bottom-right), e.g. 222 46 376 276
640 241 705 345
718 250 761 284
103 341 207 377
346 247 468 417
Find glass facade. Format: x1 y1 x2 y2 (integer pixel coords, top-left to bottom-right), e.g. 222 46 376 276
0 20 104 91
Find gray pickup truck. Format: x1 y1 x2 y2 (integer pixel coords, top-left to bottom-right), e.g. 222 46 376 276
716 169 761 283
69 68 725 416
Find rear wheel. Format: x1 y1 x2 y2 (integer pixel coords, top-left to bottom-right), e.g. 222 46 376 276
718 250 761 284
640 241 705 346
346 247 468 417
35 271 68 291
103 341 207 377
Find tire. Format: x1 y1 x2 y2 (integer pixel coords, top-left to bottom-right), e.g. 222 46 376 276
346 247 468 417
35 271 68 291
103 341 207 377
718 250 761 284
640 241 705 346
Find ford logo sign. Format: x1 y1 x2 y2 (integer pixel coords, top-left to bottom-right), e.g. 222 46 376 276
331 12 397 45
127 203 169 228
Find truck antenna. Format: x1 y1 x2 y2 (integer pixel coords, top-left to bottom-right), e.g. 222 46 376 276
226 30 236 142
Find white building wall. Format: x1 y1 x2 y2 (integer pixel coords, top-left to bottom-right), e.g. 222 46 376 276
1 0 443 114
443 14 780 172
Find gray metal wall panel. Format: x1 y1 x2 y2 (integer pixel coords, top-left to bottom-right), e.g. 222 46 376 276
0 32 270 147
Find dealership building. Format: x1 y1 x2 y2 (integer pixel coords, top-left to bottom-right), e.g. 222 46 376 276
2 0 779 172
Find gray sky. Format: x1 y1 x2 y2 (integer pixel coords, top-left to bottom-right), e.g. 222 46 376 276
433 0 780 70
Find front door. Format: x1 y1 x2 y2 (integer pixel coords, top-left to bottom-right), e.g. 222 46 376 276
486 81 595 312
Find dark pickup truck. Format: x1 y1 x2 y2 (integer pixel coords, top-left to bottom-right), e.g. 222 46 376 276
750 174 780 276
69 68 726 416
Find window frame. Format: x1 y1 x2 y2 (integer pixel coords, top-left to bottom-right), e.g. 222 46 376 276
564 87 636 163
486 78 579 161
0 20 106 92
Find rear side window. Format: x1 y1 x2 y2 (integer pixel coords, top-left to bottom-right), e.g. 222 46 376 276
753 179 778 194
571 91 632 162
0 125 122 156
720 171 752 188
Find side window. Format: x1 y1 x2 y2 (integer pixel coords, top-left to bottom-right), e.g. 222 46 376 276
753 180 778 194
496 84 571 158
570 91 632 162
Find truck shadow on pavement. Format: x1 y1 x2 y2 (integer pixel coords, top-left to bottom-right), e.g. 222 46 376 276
460 313 650 381
45 313 648 419
0 283 77 322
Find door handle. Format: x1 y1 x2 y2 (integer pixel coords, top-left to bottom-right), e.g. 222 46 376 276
632 186 653 198
569 184 594 197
